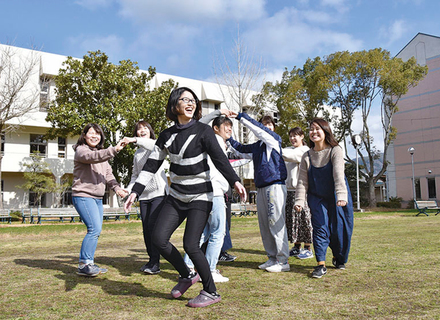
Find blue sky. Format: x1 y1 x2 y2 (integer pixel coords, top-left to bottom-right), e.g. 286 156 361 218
1 0 439 152
1 0 438 83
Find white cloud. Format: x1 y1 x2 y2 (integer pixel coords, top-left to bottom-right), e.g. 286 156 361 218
117 0 266 25
67 34 125 60
380 20 409 45
243 7 363 65
320 0 349 13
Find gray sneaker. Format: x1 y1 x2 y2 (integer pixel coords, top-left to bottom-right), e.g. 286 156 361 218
94 264 108 274
311 265 327 278
77 264 101 277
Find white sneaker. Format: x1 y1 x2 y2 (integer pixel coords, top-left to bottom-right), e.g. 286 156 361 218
297 249 314 260
265 262 290 273
211 269 229 282
258 259 277 270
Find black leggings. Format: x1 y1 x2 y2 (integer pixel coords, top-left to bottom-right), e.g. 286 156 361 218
139 196 166 265
152 197 216 293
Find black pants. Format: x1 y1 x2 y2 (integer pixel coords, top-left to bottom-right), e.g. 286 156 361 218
139 196 166 265
152 196 216 293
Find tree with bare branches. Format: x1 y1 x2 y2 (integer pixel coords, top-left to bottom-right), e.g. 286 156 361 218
0 44 42 209
213 26 265 144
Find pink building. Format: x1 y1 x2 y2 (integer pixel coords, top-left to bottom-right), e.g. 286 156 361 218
388 33 440 203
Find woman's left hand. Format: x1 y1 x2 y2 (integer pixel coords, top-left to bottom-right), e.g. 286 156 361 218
234 181 247 203
337 200 347 207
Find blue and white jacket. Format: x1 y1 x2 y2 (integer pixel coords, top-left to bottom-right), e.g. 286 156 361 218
228 112 287 188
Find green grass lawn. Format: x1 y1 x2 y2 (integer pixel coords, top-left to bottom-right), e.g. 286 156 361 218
1 211 439 320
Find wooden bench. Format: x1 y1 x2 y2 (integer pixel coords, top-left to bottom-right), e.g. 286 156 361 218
0 209 12 224
231 203 257 217
415 200 440 216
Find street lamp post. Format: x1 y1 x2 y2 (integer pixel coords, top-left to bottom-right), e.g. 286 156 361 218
352 134 362 211
408 147 416 209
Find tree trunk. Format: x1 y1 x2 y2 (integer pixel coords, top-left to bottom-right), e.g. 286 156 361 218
367 178 377 207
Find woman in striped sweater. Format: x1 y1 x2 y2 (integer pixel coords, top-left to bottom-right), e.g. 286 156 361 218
124 87 246 308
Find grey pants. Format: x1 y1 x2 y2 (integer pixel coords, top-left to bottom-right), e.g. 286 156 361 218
256 184 289 264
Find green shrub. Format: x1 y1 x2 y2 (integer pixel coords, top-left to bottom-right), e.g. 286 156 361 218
10 211 22 222
377 197 402 208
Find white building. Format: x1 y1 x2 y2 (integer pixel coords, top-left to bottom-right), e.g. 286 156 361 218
0 44 262 209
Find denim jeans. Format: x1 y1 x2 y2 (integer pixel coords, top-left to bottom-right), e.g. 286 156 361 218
72 196 103 265
184 196 226 271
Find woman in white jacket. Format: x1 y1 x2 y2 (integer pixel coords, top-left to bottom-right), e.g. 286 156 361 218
126 121 169 274
282 127 313 259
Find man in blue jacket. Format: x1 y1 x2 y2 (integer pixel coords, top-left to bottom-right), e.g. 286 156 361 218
228 113 289 272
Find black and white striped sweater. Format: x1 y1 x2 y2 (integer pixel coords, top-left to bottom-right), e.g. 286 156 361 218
132 120 240 203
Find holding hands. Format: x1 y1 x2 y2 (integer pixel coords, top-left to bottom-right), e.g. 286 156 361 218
116 189 129 198
124 193 137 213
220 109 238 118
115 137 136 152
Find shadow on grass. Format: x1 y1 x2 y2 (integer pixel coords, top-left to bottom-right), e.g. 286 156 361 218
13 255 183 300
218 256 315 276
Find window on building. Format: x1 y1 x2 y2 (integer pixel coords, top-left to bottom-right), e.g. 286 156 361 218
29 191 46 207
30 134 47 156
202 101 209 109
62 188 72 207
428 178 436 199
415 178 421 200
39 76 50 112
58 137 66 158
273 112 279 124
214 103 220 110
1 133 4 154
242 125 249 144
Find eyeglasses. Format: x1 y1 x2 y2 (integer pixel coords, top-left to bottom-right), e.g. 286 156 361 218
179 97 196 104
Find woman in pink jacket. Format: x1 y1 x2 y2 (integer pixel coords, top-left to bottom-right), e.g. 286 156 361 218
72 123 129 277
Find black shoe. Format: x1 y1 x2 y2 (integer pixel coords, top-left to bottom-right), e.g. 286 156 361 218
140 261 153 272
218 251 237 262
289 246 301 257
311 265 327 278
332 257 346 270
143 263 161 275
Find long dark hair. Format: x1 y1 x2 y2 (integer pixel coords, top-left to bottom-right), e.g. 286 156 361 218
75 123 105 150
132 120 155 139
165 87 202 123
309 118 339 149
289 127 306 146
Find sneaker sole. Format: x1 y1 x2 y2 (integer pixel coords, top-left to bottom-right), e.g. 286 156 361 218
187 292 222 308
143 270 161 275
298 255 314 260
266 266 290 273
311 271 327 278
77 271 100 277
